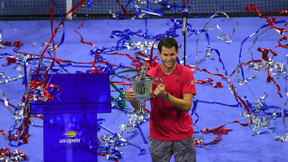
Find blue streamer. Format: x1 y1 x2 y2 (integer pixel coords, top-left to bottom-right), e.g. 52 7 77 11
87 0 93 8
191 97 199 125
49 0 65 48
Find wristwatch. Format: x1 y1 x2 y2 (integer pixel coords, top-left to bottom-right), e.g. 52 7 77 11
163 93 169 101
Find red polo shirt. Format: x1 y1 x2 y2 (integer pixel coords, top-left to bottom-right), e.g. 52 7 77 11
147 63 197 141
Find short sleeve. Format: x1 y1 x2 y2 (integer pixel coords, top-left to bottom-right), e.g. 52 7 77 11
182 68 196 95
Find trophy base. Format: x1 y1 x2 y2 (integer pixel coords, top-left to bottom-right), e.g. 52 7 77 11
135 99 150 115
135 108 150 115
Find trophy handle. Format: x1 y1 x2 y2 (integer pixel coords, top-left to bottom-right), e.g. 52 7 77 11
122 74 132 91
151 77 163 98
154 77 163 85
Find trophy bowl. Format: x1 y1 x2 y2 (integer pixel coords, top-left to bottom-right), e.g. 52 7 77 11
123 65 162 114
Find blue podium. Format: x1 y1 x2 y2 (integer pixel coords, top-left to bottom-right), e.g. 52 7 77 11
30 73 111 162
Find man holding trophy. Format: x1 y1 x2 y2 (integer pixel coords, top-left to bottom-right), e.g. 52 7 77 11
125 37 197 162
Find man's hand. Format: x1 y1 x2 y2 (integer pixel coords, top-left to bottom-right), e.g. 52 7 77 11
125 87 136 101
125 87 139 109
154 84 167 98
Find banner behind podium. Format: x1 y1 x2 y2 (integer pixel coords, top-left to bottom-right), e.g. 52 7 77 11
30 73 111 162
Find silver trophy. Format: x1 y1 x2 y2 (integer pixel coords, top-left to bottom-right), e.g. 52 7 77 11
123 65 162 114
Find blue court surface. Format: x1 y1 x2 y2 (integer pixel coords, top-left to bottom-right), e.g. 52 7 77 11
1 11 288 162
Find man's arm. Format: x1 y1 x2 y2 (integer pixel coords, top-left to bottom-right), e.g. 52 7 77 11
125 87 139 109
154 84 194 111
165 93 193 111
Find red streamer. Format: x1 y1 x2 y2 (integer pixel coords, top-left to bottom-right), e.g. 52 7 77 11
246 4 288 34
98 152 119 162
2 41 24 47
257 47 277 61
116 0 128 18
266 68 282 97
0 147 27 160
148 39 160 69
195 78 223 88
246 4 288 51
36 0 87 78
74 21 97 47
196 120 248 146
6 57 17 65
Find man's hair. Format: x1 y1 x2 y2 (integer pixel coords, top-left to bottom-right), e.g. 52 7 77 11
157 37 178 53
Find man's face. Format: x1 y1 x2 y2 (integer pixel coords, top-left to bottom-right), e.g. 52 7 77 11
158 46 179 69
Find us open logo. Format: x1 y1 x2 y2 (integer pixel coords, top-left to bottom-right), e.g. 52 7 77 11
59 131 81 144
63 131 77 137
191 80 194 84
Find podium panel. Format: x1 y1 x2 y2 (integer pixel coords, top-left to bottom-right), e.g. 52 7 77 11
30 73 111 162
43 113 99 162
